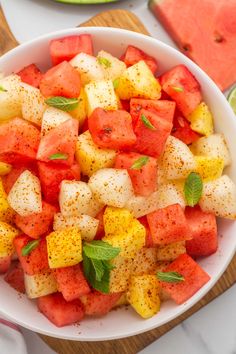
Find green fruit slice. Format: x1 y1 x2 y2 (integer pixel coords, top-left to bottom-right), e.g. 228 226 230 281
228 86 236 115
53 0 118 4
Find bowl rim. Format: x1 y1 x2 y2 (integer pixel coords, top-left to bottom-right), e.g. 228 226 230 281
0 26 236 341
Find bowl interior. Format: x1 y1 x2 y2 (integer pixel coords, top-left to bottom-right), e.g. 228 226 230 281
0 27 236 341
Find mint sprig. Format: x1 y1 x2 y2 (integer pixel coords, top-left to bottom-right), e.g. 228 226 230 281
157 271 184 283
130 156 149 170
45 96 79 111
22 239 40 256
0 85 7 92
113 78 120 89
184 172 203 207
172 86 184 92
141 114 156 130
97 57 111 68
49 153 68 161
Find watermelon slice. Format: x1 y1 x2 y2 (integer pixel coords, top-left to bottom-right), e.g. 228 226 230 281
4 262 25 293
81 291 122 316
149 0 236 91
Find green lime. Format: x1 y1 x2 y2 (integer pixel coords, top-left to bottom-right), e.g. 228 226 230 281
227 86 236 115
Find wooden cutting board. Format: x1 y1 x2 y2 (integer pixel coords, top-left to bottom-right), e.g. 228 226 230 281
0 6 236 354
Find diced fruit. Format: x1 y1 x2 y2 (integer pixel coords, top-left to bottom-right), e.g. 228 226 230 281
88 108 136 150
53 213 98 241
130 98 175 126
85 79 118 116
191 133 231 167
41 107 71 136
76 130 116 177
0 256 11 273
0 118 40 164
59 180 92 216
97 50 126 80
199 175 236 219
38 162 80 205
159 254 210 304
138 216 154 247
37 118 78 167
17 64 42 88
109 256 132 293
156 158 168 186
122 45 158 74
8 170 42 217
46 228 82 268
185 206 217 257
81 291 121 316
15 201 56 239
160 65 202 117
50 34 93 66
0 75 22 121
70 53 104 86
53 264 90 301
157 182 186 209
0 178 15 223
188 102 214 136
2 164 37 195
156 241 186 261
162 135 197 179
14 235 49 275
103 219 146 258
113 293 129 308
40 61 81 98
4 262 25 293
0 162 12 176
24 270 57 299
115 152 157 197
147 204 191 245
133 109 172 158
127 275 160 319
194 156 224 181
116 61 161 100
103 206 134 236
94 208 105 240
86 196 104 218
172 114 201 145
131 247 158 275
38 292 84 327
88 168 134 208
125 191 159 218
69 88 87 128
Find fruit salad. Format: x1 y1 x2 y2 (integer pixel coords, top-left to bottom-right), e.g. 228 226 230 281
0 34 235 327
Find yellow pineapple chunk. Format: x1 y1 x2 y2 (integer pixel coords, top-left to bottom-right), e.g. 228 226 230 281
127 275 161 319
132 247 158 276
109 256 133 293
75 131 116 177
85 79 118 116
104 206 134 236
195 156 224 181
116 61 161 100
156 241 186 261
70 88 87 128
0 179 15 223
0 221 19 257
46 227 82 268
188 102 214 136
0 162 12 176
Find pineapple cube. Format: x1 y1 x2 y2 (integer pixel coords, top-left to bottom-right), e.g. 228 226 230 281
156 241 186 261
46 227 82 268
104 206 134 236
0 75 22 121
53 213 99 242
116 60 161 100
163 135 197 179
0 179 15 223
88 168 134 208
0 221 19 257
195 156 224 181
157 182 186 209
199 175 236 219
41 107 71 136
70 53 104 86
24 270 57 299
109 256 133 293
103 219 146 258
0 162 12 176
127 275 160 319
85 79 118 116
132 248 158 276
125 191 159 218
7 170 42 217
21 83 47 126
191 133 231 167
76 131 116 177
69 88 87 128
188 102 214 136
59 180 92 217
97 50 126 80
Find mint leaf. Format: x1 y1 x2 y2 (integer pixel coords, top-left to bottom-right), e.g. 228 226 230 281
45 96 79 111
184 172 203 207
130 156 149 170
49 153 68 160
113 78 120 89
172 86 184 92
91 259 104 282
0 85 7 92
97 57 111 68
83 252 91 279
90 267 110 294
141 114 156 130
83 240 120 260
22 240 40 256
157 271 184 283
102 260 116 271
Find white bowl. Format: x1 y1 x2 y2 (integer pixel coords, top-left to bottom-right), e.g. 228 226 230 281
0 27 236 341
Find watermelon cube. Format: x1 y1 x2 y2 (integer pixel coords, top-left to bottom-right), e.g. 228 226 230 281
122 45 158 74
172 112 201 145
0 255 11 274
4 262 25 293
81 291 122 316
53 264 90 302
185 206 218 257
17 63 42 88
38 292 85 327
159 253 210 304
138 216 154 247
94 207 105 240
147 204 191 245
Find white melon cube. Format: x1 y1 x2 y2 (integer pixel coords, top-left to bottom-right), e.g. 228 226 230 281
157 183 186 209
0 75 22 121
199 175 236 219
97 50 126 80
88 168 134 208
41 107 71 136
53 213 99 241
7 170 42 217
21 83 47 126
70 53 104 85
86 196 104 218
24 270 57 299
163 135 197 179
125 191 159 218
59 180 92 216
